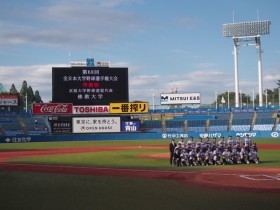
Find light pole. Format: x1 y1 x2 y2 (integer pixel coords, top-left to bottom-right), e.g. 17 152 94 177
222 20 271 107
265 90 268 108
252 89 255 109
279 88 280 108
227 90 230 109
240 90 242 109
152 91 155 113
25 93 28 113
215 91 218 109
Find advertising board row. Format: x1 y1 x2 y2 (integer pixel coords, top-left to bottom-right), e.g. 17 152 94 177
33 103 144 134
48 116 140 134
32 103 149 115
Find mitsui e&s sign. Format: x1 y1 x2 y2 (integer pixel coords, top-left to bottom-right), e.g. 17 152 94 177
160 93 200 105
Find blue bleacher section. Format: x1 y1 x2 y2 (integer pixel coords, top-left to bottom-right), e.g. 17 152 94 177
141 120 162 133
0 114 49 136
253 111 275 131
231 119 252 131
213 112 231 120
174 115 215 120
0 115 24 136
231 125 250 131
209 112 230 132
0 108 279 135
187 120 206 132
21 116 49 135
141 109 279 133
232 111 254 119
209 125 227 132
209 119 228 132
165 120 184 133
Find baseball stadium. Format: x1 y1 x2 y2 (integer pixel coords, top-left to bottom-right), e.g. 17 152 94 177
1 17 280 210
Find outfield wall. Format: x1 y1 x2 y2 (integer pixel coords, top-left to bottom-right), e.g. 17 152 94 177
0 131 279 143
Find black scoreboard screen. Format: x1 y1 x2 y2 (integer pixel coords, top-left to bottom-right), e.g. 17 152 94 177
52 67 129 105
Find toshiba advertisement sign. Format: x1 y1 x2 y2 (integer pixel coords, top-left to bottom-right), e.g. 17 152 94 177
73 105 109 114
32 103 73 115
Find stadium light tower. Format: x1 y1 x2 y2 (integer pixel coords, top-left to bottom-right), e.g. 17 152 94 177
222 20 271 107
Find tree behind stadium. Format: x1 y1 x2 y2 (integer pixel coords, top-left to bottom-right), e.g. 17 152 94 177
9 81 43 111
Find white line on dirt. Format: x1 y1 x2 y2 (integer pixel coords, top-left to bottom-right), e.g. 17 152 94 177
239 174 280 181
201 172 236 176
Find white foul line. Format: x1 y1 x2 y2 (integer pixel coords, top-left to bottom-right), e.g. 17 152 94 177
240 174 280 181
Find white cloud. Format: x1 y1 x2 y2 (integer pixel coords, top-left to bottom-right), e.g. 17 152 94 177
0 64 63 102
0 63 278 105
0 0 142 49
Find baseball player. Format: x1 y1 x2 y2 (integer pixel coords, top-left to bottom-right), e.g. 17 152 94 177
222 147 233 165
211 137 217 151
244 134 253 151
227 135 234 151
233 142 242 153
218 136 226 147
180 148 190 166
173 148 181 166
205 136 211 145
174 142 183 154
251 142 258 152
213 147 222 165
187 136 195 149
196 137 204 148
235 135 243 146
189 148 198 166
231 148 241 164
204 147 214 165
196 148 205 166
239 147 249 164
248 147 259 164
178 137 186 148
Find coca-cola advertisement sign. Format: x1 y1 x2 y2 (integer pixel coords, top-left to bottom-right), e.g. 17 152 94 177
32 103 73 115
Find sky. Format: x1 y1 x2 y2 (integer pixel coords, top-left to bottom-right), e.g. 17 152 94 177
0 0 280 107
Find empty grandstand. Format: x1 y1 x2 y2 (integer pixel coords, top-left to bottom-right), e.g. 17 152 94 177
138 108 279 133
0 108 279 136
0 112 49 136
253 110 276 131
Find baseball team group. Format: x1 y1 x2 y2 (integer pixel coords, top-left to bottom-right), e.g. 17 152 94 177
169 134 260 166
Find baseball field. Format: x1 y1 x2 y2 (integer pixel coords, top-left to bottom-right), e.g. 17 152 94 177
0 138 279 210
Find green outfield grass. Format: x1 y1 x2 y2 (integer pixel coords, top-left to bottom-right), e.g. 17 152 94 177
2 138 280 169
0 138 279 150
0 138 280 210
6 144 280 169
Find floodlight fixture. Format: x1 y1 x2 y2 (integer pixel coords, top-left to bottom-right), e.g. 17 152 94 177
222 20 271 37
222 20 271 108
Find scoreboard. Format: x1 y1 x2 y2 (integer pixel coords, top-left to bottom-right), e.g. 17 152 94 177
52 67 129 105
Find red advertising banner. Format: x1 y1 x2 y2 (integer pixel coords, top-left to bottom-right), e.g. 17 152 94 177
0 94 18 99
32 103 73 115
